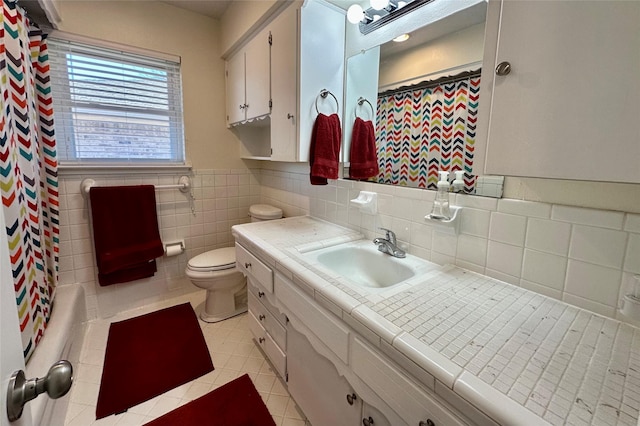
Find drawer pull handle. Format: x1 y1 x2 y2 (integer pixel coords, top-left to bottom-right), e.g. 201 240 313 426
244 262 251 268
259 337 265 343
419 420 435 426
258 291 265 298
362 417 374 426
259 314 266 321
346 393 357 405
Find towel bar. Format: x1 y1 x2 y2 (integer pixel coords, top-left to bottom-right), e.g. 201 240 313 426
80 175 191 196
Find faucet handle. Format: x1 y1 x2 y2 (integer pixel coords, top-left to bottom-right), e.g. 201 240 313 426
378 227 396 244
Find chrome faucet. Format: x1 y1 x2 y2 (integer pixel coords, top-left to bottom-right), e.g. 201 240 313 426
373 228 406 258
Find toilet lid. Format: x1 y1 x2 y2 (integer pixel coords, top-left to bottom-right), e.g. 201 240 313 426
188 247 236 271
249 204 283 220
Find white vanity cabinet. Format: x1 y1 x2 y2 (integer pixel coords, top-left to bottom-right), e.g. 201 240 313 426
235 239 475 426
480 0 640 183
236 243 287 378
225 28 271 126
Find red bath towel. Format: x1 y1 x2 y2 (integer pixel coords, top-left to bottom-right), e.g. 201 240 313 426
309 113 342 185
89 185 164 286
349 117 379 179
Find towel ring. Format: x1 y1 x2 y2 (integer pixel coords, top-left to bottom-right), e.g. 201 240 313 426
356 97 374 119
315 89 339 115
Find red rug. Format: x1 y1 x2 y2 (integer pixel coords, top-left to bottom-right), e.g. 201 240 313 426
143 374 276 426
96 303 213 419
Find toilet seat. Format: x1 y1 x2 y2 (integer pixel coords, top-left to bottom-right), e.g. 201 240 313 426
187 247 236 272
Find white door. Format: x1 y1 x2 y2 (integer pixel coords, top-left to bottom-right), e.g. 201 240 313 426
0 205 33 426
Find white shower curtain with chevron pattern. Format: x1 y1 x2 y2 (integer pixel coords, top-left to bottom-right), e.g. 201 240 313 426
0 0 59 361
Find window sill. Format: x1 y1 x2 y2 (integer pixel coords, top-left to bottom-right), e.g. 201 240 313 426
58 163 193 177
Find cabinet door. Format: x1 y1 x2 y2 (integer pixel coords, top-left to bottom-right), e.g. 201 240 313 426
244 30 271 121
287 323 362 426
270 5 298 161
484 0 640 182
226 52 245 125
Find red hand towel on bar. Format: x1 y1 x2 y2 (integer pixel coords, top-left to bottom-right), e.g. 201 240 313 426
309 113 342 185
349 117 379 179
89 185 164 286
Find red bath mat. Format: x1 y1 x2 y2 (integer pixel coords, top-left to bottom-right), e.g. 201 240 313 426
96 303 213 419
143 374 276 426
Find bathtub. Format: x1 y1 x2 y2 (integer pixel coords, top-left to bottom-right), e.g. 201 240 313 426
25 284 86 426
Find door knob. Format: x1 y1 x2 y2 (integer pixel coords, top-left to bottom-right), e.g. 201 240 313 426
495 61 511 76
7 360 73 421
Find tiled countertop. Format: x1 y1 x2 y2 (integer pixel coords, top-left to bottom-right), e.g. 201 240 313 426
232 216 640 426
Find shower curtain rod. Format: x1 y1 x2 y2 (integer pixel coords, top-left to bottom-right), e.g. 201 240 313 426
378 68 482 98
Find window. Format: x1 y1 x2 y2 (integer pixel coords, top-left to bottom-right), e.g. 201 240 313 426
48 37 185 165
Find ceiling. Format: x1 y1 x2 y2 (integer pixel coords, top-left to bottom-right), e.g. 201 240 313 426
160 0 234 19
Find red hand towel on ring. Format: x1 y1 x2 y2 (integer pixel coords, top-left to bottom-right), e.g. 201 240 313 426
309 113 342 185
349 117 379 179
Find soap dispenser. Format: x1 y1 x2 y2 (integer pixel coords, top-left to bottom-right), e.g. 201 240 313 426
452 171 465 193
431 171 451 219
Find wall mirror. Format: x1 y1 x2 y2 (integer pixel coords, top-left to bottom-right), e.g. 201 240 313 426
341 0 504 198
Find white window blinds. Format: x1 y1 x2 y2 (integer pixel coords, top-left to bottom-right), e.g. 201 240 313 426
48 37 185 164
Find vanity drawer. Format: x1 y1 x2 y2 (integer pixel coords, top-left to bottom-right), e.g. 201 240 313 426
352 336 466 426
248 290 286 350
275 272 350 364
236 243 273 293
248 311 286 378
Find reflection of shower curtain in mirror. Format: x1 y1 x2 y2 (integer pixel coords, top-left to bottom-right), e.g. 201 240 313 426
375 76 480 192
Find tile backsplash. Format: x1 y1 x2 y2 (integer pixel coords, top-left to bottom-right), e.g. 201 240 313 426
58 163 639 325
256 165 640 325
58 169 259 319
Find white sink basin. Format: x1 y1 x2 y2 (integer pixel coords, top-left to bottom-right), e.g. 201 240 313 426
302 240 439 290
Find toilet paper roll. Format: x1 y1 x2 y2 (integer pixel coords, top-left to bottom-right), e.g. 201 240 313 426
164 242 184 257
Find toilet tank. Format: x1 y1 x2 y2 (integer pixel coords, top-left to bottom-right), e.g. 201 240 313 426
249 204 283 222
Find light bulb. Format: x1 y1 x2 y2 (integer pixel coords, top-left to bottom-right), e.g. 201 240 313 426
347 4 365 24
393 33 410 42
370 0 389 10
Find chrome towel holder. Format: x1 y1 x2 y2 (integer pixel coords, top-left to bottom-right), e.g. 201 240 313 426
315 89 339 114
356 96 374 119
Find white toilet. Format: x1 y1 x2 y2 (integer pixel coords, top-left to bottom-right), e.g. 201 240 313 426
186 204 283 322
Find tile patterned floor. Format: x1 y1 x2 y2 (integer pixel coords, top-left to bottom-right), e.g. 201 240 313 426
64 291 307 426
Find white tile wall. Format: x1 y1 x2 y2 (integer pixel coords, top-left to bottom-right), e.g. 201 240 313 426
58 162 639 325
58 169 260 319
254 165 640 326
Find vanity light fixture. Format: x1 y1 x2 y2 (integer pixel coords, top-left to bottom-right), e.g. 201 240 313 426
347 0 434 35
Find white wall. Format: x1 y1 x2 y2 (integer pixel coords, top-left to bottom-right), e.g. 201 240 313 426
378 23 484 90
58 170 260 319
56 0 243 170
219 0 283 57
53 1 261 318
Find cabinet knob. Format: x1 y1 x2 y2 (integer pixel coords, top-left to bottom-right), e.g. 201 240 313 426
495 61 511 76
419 420 435 426
362 417 374 426
259 314 266 321
287 113 294 119
239 104 245 110
259 337 265 343
346 393 357 405
244 262 251 268
258 291 265 298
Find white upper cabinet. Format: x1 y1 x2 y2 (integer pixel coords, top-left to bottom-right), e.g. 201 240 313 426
225 28 271 125
226 0 345 162
269 5 298 162
481 0 640 183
